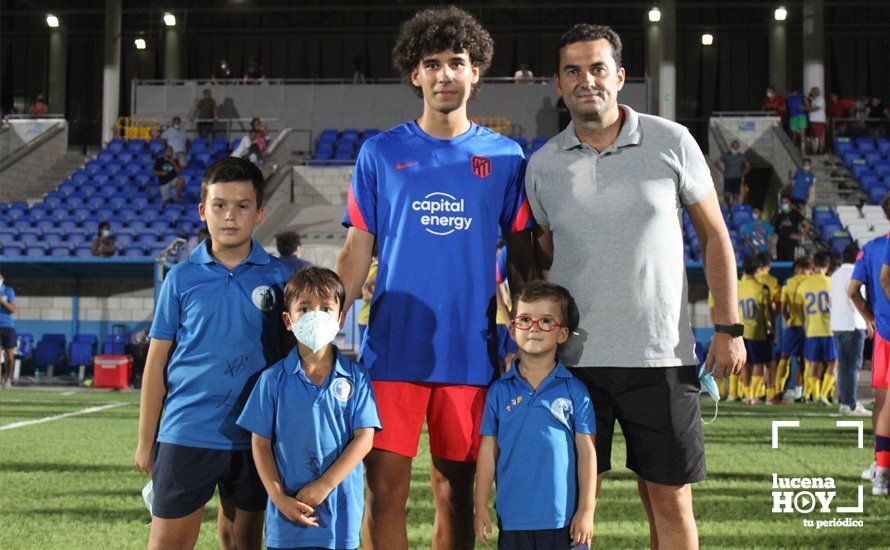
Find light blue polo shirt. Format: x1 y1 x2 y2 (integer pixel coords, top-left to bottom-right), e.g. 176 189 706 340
0 284 15 328
481 361 595 531
149 239 291 450
237 346 381 550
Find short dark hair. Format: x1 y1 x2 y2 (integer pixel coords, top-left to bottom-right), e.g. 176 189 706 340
882 193 890 221
813 251 832 269
392 5 494 98
756 251 772 268
276 231 301 257
98 221 110 234
793 255 813 272
513 281 580 333
557 24 623 68
283 267 346 312
742 255 762 276
201 156 265 207
843 244 859 264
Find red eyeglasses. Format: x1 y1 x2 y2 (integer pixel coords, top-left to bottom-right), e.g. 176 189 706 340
511 315 563 332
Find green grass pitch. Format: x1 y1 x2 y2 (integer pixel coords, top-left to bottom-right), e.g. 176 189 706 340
1 388 888 548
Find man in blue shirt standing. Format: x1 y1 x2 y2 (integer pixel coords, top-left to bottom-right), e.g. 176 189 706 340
0 272 17 389
790 158 815 207
334 6 536 549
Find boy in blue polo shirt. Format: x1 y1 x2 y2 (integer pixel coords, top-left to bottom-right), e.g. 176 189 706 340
475 281 596 549
237 267 380 549
135 157 292 549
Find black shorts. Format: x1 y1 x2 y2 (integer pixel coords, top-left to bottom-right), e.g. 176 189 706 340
150 442 266 519
497 525 572 550
572 365 706 486
0 327 16 349
724 177 742 196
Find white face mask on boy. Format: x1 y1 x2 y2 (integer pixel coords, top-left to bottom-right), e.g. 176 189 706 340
291 311 340 352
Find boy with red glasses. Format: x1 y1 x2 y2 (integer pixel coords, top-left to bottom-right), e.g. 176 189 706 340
475 281 597 549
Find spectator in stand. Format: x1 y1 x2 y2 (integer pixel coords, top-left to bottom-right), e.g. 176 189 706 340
740 208 776 258
92 222 116 257
231 129 258 158
513 63 534 83
790 158 815 207
786 89 809 156
772 196 807 261
831 244 871 416
244 143 263 169
827 93 855 138
715 139 750 205
178 227 209 262
250 117 269 151
27 94 48 116
867 97 890 138
762 85 787 121
0 272 17 389
243 56 266 83
153 146 186 205
191 89 218 140
210 59 233 84
807 87 827 155
160 116 189 167
275 231 312 274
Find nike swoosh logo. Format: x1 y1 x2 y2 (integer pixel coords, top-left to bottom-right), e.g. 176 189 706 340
396 162 418 170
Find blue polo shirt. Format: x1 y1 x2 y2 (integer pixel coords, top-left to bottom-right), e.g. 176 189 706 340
0 284 15 328
149 239 291 450
480 361 595 531
853 235 890 340
791 169 814 202
237 346 381 550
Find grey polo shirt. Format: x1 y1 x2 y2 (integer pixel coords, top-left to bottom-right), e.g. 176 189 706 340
526 105 713 368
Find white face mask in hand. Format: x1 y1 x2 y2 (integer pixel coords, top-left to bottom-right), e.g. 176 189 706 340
291 311 340 352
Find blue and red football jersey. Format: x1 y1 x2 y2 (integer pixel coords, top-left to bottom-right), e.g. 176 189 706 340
853 234 890 339
342 120 534 385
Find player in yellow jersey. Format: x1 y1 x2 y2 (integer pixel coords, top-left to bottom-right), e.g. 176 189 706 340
778 256 813 401
739 255 773 404
796 252 839 406
756 252 781 402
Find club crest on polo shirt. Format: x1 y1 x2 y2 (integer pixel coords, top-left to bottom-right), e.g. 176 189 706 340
549 397 573 427
411 191 473 236
251 285 277 311
331 378 353 402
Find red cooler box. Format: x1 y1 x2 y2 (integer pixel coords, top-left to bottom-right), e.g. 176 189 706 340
93 355 132 389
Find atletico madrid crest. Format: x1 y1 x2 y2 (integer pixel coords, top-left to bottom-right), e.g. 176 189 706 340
471 155 492 178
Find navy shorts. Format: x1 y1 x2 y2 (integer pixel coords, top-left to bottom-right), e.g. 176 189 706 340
150 442 266 519
0 327 16 349
724 177 742 196
572 365 705 486
497 525 574 550
804 336 838 363
781 326 805 357
744 338 772 365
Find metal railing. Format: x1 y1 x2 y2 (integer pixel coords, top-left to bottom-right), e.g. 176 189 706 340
830 117 890 142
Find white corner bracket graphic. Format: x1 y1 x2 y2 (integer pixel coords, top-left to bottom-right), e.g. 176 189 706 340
836 484 864 514
835 420 865 449
772 420 800 449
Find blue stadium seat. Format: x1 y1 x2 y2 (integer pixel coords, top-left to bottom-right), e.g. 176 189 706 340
68 335 98 367
92 174 110 186
97 150 116 163
58 180 76 195
137 234 159 248
44 233 66 247
36 220 56 232
21 234 42 247
99 185 118 197
71 207 92 223
44 195 63 208
50 246 71 258
15 333 34 359
34 334 65 367
2 245 25 257
128 139 147 151
110 196 128 210
66 196 86 209
0 233 14 247
25 245 47 257
122 246 147 258
118 207 138 219
115 234 135 248
59 220 78 233
117 152 134 164
73 245 93 258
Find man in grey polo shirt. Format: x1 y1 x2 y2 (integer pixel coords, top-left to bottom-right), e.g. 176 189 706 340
715 139 750 205
526 24 745 549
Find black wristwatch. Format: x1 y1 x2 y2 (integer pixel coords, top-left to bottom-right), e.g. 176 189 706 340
714 323 744 338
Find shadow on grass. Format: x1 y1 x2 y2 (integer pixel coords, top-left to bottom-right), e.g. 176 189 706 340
1 462 135 473
16 506 150 522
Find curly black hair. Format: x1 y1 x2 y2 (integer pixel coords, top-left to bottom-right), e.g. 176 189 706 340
392 5 494 98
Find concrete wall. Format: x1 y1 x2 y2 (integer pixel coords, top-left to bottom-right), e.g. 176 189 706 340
0 121 69 202
132 81 649 148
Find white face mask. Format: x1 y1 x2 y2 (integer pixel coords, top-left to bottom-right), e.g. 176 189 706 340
102 229 112 238
291 311 340 353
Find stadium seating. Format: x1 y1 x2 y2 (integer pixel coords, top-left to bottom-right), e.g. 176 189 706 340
35 334 67 368
68 334 99 367
837 136 890 204
0 136 220 259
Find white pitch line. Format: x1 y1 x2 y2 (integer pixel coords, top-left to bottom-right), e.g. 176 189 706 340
0 402 128 432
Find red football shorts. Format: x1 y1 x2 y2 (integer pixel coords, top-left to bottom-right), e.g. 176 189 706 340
370 381 486 462
872 333 890 389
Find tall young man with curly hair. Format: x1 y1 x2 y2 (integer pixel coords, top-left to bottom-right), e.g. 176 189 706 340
335 6 536 549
